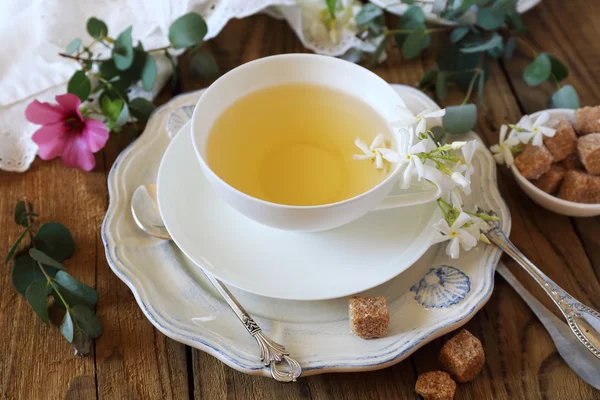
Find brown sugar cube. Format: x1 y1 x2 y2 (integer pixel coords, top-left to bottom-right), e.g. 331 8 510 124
415 371 456 400
543 119 577 161
533 164 567 194
439 329 485 383
514 144 553 180
558 169 600 203
575 106 600 135
560 152 584 170
348 296 389 339
578 133 600 175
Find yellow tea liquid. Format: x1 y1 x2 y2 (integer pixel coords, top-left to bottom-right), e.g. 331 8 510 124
206 84 391 206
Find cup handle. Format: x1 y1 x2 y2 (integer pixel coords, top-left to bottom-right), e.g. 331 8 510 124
373 180 442 211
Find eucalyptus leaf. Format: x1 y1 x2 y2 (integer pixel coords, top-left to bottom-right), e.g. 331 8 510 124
504 37 516 59
54 271 98 308
70 305 103 338
5 226 31 264
356 3 382 26
129 98 156 122
35 222 75 262
403 5 426 23
67 71 91 101
436 44 460 71
101 96 124 128
550 85 580 109
429 126 446 145
60 311 75 343
523 53 551 86
115 102 130 126
14 201 33 227
12 255 57 297
418 68 438 90
86 17 108 40
394 19 425 48
443 104 477 134
450 27 469 43
506 10 525 32
73 330 92 357
113 26 134 70
169 12 208 49
436 72 448 100
492 0 517 14
402 28 430 60
476 7 505 30
99 60 119 80
189 51 219 78
29 248 66 271
431 0 445 14
460 33 502 53
371 38 387 65
548 54 569 82
66 38 81 55
26 280 50 325
141 55 157 91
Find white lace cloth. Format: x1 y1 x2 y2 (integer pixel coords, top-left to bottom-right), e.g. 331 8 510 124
0 0 371 172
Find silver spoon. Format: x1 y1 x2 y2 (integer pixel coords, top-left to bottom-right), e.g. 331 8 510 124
497 263 600 389
131 184 302 382
483 214 600 362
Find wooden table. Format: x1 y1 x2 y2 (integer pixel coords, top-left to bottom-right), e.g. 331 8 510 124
1 0 599 398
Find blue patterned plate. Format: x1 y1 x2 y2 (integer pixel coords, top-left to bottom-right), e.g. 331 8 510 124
102 85 510 377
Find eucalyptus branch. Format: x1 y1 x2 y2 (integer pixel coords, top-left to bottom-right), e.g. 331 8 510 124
58 53 109 63
384 27 452 36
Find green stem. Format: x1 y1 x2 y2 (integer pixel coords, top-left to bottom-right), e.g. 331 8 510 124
23 197 35 244
385 27 451 36
148 45 172 53
461 68 482 105
37 261 69 309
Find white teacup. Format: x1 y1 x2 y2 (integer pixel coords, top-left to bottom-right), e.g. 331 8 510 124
191 54 441 232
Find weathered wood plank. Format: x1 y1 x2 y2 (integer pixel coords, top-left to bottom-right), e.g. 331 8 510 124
0 160 99 400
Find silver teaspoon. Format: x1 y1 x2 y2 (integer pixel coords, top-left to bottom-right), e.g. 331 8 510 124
497 262 600 389
131 184 302 382
483 213 600 361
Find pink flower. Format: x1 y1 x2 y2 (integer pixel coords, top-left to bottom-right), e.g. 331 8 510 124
25 94 109 171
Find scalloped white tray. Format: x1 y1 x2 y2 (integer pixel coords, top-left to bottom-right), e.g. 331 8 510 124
102 85 510 377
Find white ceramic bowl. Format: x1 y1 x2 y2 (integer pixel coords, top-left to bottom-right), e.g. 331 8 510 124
510 109 600 217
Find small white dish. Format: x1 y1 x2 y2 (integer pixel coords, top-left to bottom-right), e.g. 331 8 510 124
102 86 510 377
510 109 600 217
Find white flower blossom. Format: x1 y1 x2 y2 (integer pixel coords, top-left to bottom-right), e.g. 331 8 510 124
299 0 360 45
353 134 399 169
516 112 556 146
466 215 491 244
392 105 446 135
396 127 428 189
432 212 478 259
490 125 520 166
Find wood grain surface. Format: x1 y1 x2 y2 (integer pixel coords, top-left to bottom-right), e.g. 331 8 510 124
1 0 599 398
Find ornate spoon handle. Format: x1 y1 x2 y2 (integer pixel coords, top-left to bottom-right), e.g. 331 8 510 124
203 272 302 382
485 225 600 360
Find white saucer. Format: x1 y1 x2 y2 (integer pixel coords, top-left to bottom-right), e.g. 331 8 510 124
156 88 446 301
103 86 510 377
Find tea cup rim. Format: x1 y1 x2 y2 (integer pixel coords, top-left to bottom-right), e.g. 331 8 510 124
191 53 405 210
